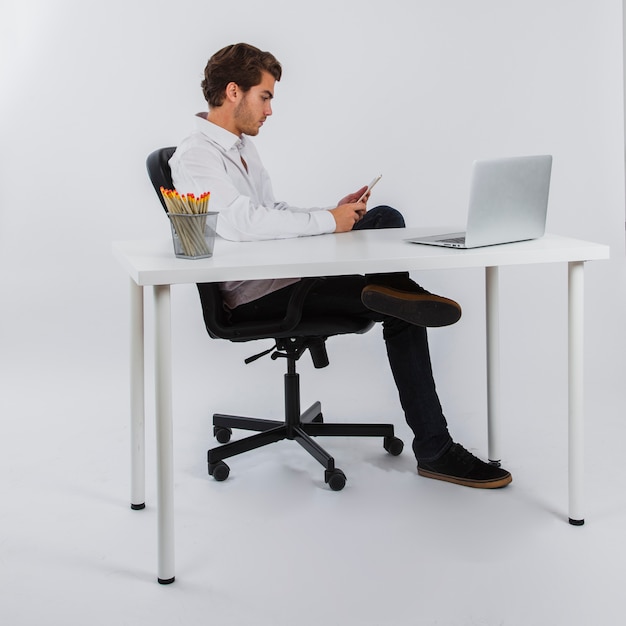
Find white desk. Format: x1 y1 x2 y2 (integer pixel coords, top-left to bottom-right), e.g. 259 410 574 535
113 229 609 584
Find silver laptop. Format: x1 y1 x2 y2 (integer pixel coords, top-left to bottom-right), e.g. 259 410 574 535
407 155 552 249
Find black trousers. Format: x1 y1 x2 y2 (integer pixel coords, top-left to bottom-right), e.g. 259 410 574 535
230 206 453 461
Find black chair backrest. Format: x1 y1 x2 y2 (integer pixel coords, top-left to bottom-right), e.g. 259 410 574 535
146 147 177 214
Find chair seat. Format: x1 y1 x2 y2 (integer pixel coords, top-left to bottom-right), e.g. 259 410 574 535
196 280 374 342
227 315 374 342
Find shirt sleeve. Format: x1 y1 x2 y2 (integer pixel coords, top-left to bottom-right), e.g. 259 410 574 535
170 144 336 242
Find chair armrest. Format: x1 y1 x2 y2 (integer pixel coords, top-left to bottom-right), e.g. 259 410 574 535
277 277 320 331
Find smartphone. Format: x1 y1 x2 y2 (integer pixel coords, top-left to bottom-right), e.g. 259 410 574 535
357 174 382 203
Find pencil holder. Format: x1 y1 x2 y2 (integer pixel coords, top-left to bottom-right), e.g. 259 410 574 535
168 212 218 259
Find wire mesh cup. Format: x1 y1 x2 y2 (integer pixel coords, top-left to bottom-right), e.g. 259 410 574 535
168 212 218 259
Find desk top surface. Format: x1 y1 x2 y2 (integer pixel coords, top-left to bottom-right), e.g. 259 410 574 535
112 228 610 286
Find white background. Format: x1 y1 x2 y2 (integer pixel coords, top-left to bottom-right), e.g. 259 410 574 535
1 1 626 624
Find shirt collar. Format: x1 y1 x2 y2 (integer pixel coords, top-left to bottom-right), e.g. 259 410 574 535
194 113 244 153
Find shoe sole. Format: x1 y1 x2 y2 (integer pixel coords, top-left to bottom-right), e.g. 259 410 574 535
417 467 513 489
361 286 462 328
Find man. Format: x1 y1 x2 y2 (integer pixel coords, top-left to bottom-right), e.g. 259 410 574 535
170 43 512 489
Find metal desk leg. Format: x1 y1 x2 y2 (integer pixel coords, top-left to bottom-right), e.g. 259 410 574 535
568 261 585 526
130 279 146 510
486 266 502 465
154 284 176 583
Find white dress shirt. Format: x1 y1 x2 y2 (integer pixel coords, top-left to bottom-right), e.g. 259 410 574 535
170 114 336 308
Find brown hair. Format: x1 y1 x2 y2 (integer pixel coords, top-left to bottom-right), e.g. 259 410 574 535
201 43 282 108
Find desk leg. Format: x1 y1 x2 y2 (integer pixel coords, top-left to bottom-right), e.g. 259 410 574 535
154 284 176 583
485 266 501 465
130 279 146 510
568 261 585 526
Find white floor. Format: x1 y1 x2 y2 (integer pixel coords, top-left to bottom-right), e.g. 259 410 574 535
2 273 626 626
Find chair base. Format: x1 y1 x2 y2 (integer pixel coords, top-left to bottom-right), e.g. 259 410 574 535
207 401 403 490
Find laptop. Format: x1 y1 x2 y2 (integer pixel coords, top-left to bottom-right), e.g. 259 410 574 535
406 155 552 249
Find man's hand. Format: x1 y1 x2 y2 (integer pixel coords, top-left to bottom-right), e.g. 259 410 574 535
337 185 369 206
329 185 370 232
329 202 366 233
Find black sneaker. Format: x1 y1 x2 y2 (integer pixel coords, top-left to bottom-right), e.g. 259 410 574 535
361 284 462 328
418 443 512 489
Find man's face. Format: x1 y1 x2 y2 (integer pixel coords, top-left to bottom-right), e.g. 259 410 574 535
233 71 276 136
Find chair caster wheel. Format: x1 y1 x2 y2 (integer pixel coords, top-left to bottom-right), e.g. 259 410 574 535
325 468 346 491
208 461 230 481
384 436 404 456
214 426 232 444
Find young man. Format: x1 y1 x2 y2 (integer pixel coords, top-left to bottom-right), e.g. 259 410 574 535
170 43 512 489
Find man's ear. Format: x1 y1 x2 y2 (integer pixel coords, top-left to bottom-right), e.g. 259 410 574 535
225 81 239 103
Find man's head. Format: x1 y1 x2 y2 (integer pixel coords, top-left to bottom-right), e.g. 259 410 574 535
202 43 282 108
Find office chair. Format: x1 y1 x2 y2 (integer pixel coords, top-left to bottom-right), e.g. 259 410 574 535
146 147 404 491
